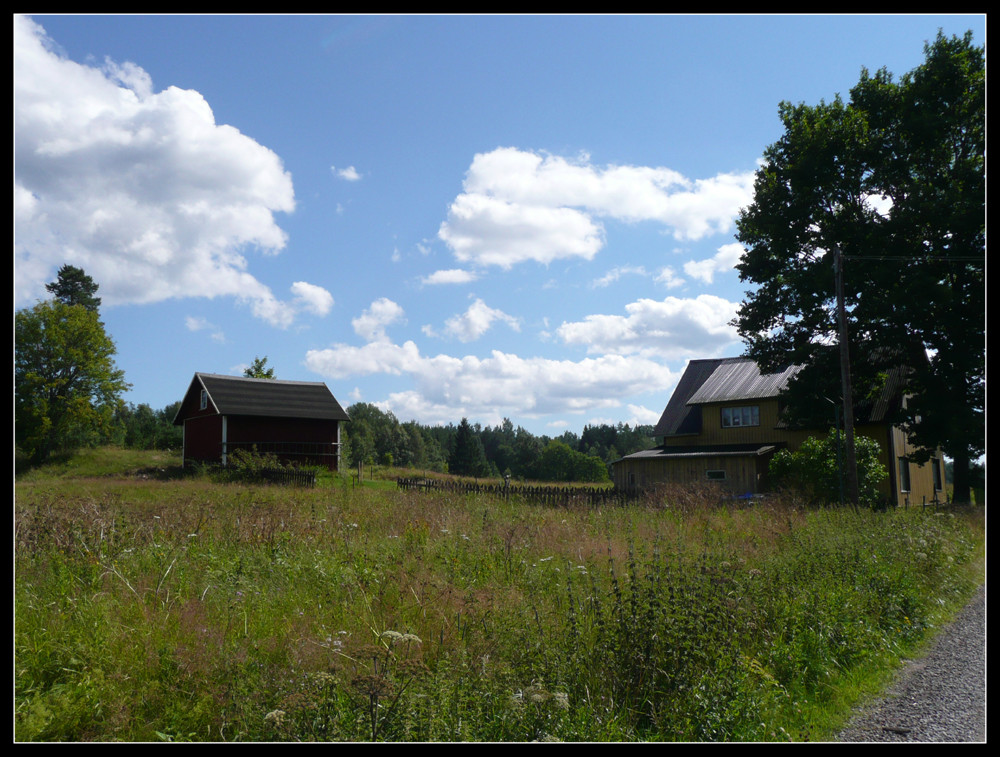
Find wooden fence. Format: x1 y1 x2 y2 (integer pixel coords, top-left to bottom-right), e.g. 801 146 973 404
223 467 316 487
397 477 640 506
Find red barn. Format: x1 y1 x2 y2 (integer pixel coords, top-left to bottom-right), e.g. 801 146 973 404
172 373 350 471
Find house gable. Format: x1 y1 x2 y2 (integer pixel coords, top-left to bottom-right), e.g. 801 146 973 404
653 358 801 443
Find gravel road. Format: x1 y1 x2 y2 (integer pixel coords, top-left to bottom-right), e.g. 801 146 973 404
835 583 986 742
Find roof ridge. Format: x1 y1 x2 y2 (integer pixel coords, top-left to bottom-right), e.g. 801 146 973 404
195 372 327 386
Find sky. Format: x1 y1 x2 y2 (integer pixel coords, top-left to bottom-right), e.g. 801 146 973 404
14 13 986 437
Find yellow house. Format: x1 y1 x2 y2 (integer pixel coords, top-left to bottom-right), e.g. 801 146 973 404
612 357 946 506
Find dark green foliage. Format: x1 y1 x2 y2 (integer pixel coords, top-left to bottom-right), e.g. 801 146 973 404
449 418 490 478
768 430 888 508
735 32 984 501
243 356 275 379
15 300 130 464
111 402 183 450
530 440 610 483
44 264 102 313
342 405 653 482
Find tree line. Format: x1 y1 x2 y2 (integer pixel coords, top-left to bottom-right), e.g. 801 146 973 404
339 403 655 483
46 394 658 484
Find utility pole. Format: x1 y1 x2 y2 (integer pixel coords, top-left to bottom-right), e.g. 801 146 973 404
834 245 860 507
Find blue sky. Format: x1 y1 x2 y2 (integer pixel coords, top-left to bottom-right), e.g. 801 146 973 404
14 14 985 436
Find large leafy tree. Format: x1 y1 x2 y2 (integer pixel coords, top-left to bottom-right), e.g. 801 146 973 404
16 300 131 464
735 32 984 502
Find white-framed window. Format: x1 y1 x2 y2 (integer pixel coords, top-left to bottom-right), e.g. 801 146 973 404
721 405 759 428
200 389 208 410
706 469 726 481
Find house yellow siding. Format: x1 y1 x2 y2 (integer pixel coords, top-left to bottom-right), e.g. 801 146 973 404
613 454 768 493
883 424 946 506
661 399 813 449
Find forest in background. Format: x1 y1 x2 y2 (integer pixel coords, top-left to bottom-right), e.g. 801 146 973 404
109 399 657 483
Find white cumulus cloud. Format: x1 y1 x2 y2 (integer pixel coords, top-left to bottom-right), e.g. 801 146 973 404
351 297 406 342
556 294 740 359
290 281 335 316
435 298 521 343
683 242 746 284
332 165 361 181
14 15 324 328
420 268 480 286
437 147 755 270
304 340 680 426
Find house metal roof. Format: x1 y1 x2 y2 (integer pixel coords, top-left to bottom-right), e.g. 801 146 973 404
618 443 780 463
174 373 350 423
651 356 908 439
687 359 802 405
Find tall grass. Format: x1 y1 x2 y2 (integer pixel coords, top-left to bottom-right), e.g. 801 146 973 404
15 450 984 741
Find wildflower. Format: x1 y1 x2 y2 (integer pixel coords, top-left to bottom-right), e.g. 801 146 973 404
264 709 286 726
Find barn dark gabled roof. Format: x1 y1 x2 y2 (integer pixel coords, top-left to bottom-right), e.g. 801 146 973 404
174 373 350 424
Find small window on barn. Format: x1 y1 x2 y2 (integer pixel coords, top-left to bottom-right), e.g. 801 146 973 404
706 469 726 481
200 389 208 410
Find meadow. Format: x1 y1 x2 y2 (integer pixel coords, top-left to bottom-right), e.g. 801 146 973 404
14 448 984 742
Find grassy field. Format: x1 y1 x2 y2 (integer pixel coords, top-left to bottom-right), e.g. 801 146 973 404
14 448 985 742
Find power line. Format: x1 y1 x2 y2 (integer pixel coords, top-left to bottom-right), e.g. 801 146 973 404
843 254 983 263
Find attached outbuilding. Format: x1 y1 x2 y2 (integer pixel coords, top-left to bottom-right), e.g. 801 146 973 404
172 373 350 470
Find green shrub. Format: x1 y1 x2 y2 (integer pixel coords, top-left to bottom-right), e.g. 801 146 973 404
768 429 887 507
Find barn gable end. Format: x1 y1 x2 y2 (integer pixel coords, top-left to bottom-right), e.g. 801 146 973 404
173 373 350 470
